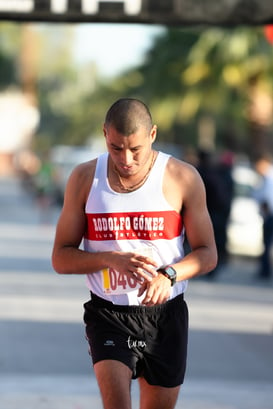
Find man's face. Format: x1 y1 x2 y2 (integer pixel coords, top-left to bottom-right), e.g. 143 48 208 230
104 124 157 177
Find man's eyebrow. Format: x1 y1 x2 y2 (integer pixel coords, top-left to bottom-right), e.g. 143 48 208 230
110 143 142 149
129 145 142 150
108 141 122 148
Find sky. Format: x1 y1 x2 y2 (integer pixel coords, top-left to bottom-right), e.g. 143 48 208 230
73 23 165 77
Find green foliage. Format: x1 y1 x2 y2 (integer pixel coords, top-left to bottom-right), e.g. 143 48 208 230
1 23 273 154
0 23 20 88
0 54 17 89
114 26 273 151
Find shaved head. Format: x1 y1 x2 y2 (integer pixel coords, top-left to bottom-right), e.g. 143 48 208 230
104 98 153 135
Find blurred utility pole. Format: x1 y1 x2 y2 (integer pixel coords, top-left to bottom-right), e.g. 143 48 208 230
19 24 39 106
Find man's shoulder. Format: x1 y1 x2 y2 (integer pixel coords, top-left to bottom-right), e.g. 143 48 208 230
73 157 98 174
67 158 98 189
163 156 202 197
166 155 199 178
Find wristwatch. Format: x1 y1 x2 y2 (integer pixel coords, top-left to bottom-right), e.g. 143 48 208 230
157 266 177 286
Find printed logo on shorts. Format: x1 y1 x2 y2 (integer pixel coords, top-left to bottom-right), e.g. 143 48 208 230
104 339 115 347
127 335 147 349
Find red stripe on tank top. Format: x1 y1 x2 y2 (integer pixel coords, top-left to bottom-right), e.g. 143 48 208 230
84 210 183 241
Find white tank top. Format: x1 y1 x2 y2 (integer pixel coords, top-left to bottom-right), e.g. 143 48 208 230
83 151 187 305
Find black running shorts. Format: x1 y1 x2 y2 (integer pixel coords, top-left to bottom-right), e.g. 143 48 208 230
83 292 188 388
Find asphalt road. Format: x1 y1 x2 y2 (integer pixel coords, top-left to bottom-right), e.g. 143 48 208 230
0 175 273 409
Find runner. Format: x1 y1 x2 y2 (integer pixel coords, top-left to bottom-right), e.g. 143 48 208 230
52 98 217 409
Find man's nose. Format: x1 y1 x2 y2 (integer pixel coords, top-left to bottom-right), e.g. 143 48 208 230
121 150 133 164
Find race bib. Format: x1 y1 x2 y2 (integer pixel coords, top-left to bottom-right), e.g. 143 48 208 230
102 268 141 294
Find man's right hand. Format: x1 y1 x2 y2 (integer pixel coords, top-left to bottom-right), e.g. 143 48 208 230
108 251 158 283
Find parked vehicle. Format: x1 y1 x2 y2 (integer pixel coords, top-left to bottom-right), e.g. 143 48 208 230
50 144 104 203
226 163 263 257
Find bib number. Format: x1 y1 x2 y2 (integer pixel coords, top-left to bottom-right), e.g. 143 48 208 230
102 268 140 294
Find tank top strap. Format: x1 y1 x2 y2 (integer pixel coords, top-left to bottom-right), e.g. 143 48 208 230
93 152 109 190
150 151 170 180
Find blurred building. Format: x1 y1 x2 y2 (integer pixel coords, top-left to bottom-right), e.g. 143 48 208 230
0 90 39 175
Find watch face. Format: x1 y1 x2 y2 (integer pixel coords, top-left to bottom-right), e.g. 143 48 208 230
165 266 176 278
164 266 177 286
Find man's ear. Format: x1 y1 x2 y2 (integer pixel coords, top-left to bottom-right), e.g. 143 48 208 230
150 125 157 143
103 124 107 138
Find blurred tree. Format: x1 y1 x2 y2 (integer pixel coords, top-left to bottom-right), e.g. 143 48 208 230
3 23 273 156
116 26 273 155
32 25 87 149
0 23 20 89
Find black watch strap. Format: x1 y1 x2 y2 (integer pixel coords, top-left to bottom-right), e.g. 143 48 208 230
157 266 177 286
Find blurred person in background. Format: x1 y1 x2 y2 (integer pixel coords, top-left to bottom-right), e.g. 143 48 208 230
253 153 273 280
197 149 234 278
34 151 56 224
52 98 217 409
216 151 235 264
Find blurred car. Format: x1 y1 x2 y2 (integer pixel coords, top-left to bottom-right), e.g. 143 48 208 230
50 144 104 203
226 163 263 257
